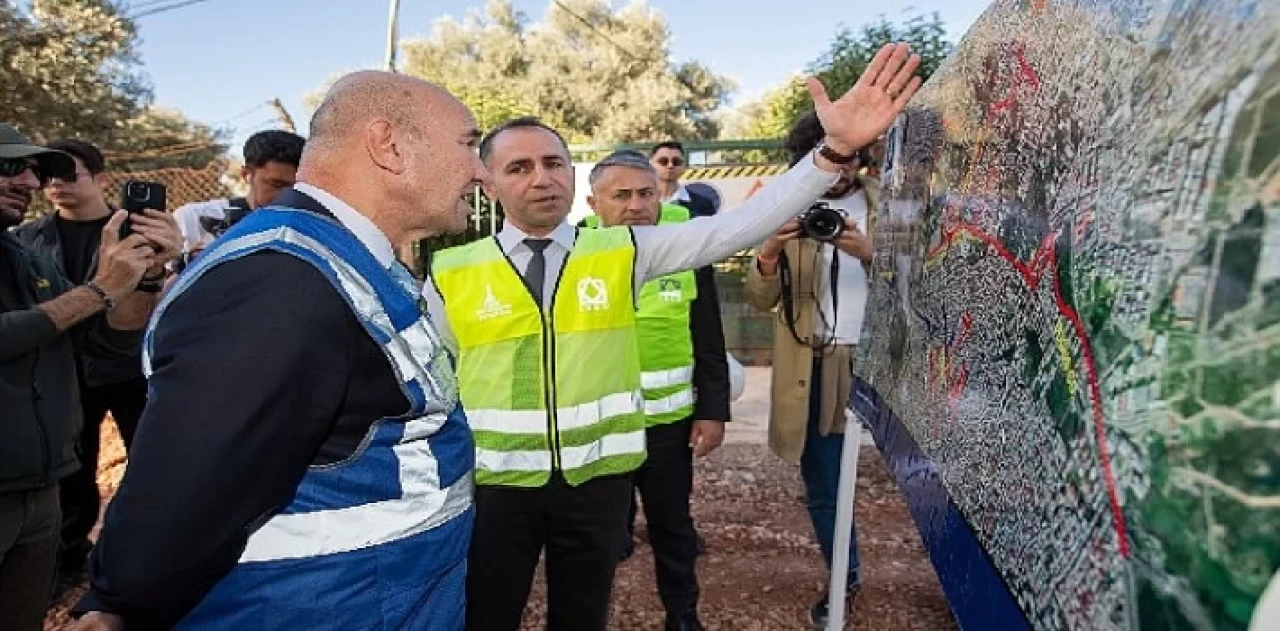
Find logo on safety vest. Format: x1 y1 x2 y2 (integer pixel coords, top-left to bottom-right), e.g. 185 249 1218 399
658 278 683 302
476 286 512 320
577 277 609 311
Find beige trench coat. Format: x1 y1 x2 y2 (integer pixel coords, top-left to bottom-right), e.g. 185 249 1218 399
743 177 879 464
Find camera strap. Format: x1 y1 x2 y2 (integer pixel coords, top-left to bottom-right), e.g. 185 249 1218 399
778 243 841 351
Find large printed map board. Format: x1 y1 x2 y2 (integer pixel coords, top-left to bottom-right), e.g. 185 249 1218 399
855 0 1280 629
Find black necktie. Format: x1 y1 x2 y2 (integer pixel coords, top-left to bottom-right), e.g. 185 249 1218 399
523 238 552 307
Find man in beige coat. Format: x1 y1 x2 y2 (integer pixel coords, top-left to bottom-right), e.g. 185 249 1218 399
744 110 879 629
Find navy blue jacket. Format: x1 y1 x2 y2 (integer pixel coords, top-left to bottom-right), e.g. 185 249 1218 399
75 190 413 628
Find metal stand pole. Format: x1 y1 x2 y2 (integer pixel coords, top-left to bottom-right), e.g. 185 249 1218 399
826 409 863 631
384 0 403 72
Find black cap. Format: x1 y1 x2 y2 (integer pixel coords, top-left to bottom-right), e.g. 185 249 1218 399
0 123 77 179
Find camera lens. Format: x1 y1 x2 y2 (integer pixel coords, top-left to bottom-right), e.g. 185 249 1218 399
801 206 845 241
128 182 149 200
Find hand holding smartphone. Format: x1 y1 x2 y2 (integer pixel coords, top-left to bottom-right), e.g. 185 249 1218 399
119 180 167 238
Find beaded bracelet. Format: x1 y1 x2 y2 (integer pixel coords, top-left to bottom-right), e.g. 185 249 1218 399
84 281 116 312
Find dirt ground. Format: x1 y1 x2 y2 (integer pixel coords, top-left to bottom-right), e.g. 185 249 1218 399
46 421 956 630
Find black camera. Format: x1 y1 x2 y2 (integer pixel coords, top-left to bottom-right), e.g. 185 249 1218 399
798 201 845 242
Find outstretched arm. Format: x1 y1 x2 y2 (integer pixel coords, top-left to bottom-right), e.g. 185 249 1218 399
633 42 923 284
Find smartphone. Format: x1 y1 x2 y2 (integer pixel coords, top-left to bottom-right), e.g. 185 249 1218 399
120 180 166 238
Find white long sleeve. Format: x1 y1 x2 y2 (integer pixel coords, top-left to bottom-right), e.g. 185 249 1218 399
631 150 838 285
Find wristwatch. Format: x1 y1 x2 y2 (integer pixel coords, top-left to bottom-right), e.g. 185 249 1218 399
816 139 857 164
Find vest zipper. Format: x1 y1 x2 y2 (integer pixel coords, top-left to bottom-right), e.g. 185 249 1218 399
542 310 561 471
542 253 572 473
499 237 569 474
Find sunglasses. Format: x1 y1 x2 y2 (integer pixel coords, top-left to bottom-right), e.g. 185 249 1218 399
0 157 45 184
655 157 685 167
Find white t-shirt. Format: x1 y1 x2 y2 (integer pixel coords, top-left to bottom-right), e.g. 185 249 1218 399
814 189 870 345
173 198 243 255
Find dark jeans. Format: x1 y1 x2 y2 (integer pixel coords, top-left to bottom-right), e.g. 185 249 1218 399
801 356 860 585
466 471 633 631
633 418 699 617
0 485 61 631
59 377 147 566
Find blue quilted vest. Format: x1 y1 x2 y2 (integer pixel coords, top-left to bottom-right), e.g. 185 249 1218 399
145 207 475 630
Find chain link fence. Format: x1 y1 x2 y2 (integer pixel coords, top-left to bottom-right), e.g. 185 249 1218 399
103 160 234 210
23 160 234 221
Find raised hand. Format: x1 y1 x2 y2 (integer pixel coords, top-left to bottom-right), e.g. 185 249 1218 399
809 42 923 155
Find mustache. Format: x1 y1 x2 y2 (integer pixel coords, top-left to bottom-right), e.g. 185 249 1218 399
0 187 32 204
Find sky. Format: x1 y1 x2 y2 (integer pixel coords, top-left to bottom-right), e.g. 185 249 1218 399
127 0 992 152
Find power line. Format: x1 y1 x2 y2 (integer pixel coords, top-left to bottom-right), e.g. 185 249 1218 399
127 0 183 11
208 102 270 127
130 0 215 20
549 0 738 112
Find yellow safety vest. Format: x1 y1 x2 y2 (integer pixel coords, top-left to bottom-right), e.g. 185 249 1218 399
585 204 697 426
431 228 646 487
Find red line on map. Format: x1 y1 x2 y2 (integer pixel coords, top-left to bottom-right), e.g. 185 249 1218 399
946 312 975 417
991 44 1041 114
925 222 1132 558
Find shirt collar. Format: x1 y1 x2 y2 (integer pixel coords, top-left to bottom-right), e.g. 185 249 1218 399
293 182 396 268
495 220 576 254
665 184 691 203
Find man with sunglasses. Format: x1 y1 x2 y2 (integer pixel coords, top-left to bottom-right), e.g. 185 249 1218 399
0 123 171 630
13 139 177 597
650 142 717 218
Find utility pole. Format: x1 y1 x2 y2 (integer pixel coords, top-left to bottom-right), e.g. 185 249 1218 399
268 98 296 133
385 0 402 72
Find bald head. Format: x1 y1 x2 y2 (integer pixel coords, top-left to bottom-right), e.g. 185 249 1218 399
308 71 457 153
296 70 488 247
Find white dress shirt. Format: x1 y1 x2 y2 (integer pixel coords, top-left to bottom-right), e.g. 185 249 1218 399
293 182 396 268
664 184 692 205
814 189 869 344
422 151 838 350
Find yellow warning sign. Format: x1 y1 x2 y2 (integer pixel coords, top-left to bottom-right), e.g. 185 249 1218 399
680 165 788 180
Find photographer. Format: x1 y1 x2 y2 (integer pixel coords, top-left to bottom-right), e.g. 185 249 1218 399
172 130 304 264
743 110 879 628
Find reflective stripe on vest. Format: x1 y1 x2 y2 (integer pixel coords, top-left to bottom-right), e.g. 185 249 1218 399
432 228 646 487
147 208 474 566
589 204 698 426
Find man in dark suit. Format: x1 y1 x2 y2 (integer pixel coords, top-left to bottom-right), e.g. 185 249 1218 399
73 71 489 631
649 141 717 218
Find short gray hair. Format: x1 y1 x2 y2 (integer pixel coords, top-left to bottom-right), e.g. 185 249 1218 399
588 150 656 187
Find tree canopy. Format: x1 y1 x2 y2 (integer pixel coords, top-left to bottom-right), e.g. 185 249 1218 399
399 0 734 143
0 0 226 170
732 12 954 142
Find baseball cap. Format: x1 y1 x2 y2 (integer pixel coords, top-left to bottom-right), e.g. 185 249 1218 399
0 122 76 179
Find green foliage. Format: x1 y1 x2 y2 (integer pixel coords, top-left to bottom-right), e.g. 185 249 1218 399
0 0 226 168
734 11 954 143
811 12 952 103
397 0 733 143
